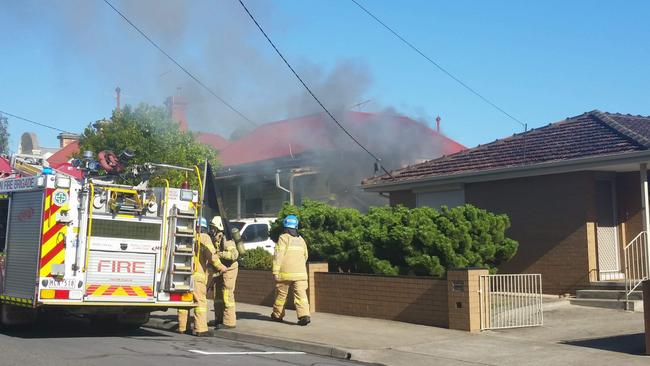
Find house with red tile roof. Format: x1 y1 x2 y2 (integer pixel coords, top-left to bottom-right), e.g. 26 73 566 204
362 111 650 297
0 157 12 177
17 131 82 177
207 111 465 218
195 132 230 151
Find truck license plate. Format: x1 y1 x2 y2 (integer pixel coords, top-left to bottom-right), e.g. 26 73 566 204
44 279 76 289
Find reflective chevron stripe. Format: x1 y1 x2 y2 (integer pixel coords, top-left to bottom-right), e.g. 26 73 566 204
0 295 33 307
86 284 153 297
39 188 69 277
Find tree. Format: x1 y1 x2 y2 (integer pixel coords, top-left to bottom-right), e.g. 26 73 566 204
271 200 518 277
78 103 218 186
239 247 273 270
0 114 9 155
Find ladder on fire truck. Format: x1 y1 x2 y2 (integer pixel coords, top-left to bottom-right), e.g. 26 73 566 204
160 205 196 292
10 154 48 176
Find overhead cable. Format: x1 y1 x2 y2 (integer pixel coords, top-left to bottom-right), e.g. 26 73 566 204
237 0 393 178
0 110 73 134
102 0 257 127
350 0 527 130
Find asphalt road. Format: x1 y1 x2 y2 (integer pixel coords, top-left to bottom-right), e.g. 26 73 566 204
0 317 365 366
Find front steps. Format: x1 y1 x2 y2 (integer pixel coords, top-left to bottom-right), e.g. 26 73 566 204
569 283 644 312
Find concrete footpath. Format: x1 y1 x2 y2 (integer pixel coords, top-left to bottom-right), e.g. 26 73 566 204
146 300 648 366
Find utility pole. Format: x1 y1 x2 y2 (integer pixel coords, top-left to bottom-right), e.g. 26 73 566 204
0 113 9 155
115 86 121 112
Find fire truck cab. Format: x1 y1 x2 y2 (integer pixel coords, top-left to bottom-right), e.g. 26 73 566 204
0 155 201 327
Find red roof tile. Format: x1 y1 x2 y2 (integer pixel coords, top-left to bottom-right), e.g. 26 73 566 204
196 132 230 150
47 141 80 166
362 111 650 186
51 162 83 179
0 157 11 174
217 112 465 168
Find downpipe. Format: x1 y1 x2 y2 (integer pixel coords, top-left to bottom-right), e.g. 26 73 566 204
275 170 292 204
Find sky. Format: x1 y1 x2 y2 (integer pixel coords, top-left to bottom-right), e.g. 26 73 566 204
1 0 649 153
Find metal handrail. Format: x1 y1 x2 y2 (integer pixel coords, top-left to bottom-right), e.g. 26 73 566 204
624 230 649 308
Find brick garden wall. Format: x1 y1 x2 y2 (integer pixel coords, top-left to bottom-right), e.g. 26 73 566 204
314 272 449 327
235 267 503 330
234 269 276 307
234 269 294 308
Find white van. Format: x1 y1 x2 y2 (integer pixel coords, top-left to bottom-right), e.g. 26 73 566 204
229 217 276 254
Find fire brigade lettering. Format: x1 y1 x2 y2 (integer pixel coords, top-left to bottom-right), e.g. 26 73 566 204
97 260 146 274
0 177 37 193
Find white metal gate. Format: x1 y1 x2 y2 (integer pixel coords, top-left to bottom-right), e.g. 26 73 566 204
479 274 543 330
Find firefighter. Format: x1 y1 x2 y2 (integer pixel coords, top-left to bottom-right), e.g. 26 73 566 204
271 214 311 326
209 216 239 329
178 217 226 336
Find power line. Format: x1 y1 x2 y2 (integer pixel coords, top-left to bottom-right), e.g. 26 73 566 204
237 0 393 178
102 0 257 127
0 110 73 134
350 0 527 130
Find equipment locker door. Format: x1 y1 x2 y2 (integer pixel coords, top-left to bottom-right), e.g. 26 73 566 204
3 191 44 301
84 218 161 302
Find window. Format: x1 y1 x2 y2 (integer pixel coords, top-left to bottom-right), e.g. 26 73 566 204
245 198 263 216
416 189 465 209
241 224 269 243
91 219 161 241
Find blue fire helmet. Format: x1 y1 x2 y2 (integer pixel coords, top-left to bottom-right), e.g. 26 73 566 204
199 217 209 229
283 215 299 229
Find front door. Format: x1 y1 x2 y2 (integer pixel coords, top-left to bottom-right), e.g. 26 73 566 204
596 180 623 280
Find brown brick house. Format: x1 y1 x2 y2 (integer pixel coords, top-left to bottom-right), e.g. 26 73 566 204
362 111 650 295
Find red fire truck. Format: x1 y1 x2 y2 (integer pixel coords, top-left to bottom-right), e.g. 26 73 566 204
0 153 203 327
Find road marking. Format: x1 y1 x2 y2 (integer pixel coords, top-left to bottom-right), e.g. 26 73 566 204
189 350 306 355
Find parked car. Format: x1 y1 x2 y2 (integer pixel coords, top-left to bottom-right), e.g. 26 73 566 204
229 217 275 254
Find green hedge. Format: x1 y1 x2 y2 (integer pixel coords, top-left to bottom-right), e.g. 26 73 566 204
239 247 273 270
270 200 518 277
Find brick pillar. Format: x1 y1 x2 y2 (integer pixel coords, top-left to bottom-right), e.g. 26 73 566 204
307 262 328 313
447 268 488 332
643 280 650 355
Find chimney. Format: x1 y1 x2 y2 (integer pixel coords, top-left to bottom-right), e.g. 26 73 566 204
165 92 189 131
57 133 80 148
115 86 121 112
435 116 441 133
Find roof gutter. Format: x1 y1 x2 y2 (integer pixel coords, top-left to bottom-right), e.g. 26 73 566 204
363 150 650 192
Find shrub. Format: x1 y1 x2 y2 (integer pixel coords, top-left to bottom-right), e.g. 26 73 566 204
271 200 518 277
239 247 273 270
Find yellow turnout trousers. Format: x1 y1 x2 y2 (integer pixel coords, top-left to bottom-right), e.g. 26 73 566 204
178 273 209 333
272 280 310 319
213 266 238 326
178 232 222 334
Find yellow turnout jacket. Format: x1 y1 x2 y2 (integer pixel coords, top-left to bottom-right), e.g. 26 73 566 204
273 233 308 281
